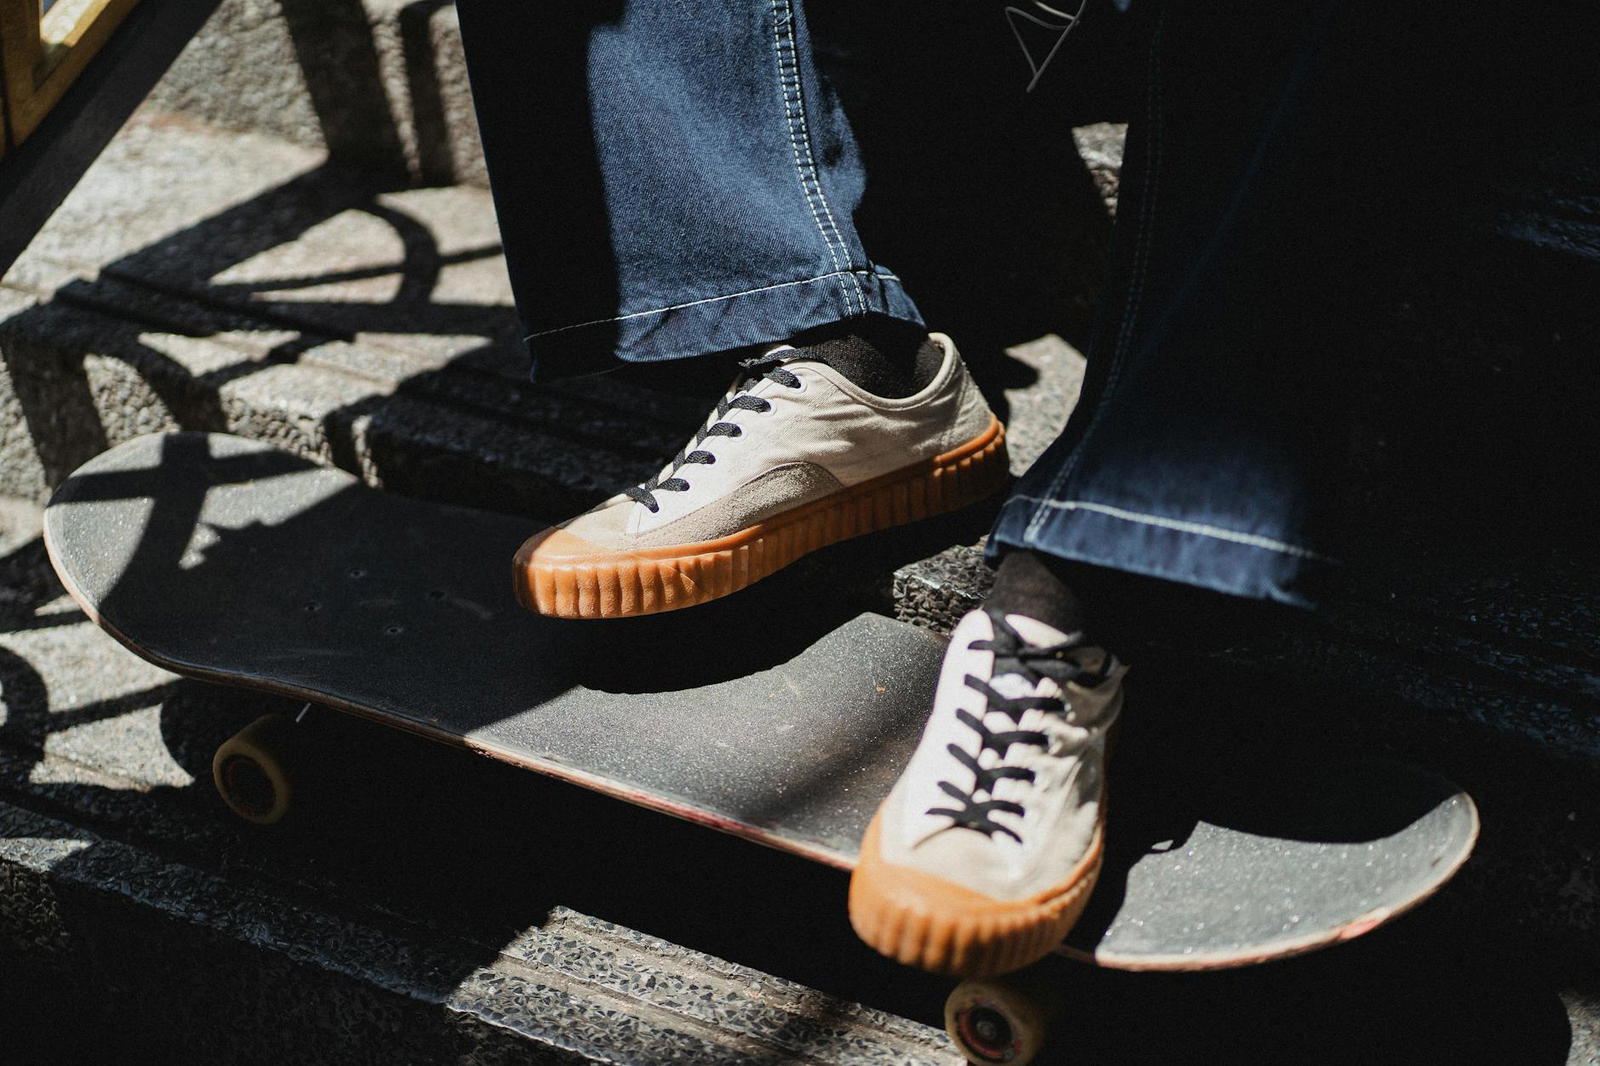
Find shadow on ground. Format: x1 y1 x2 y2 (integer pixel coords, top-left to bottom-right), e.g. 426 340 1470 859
3 0 1600 1061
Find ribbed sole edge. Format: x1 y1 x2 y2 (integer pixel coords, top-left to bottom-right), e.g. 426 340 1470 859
515 417 1008 619
847 811 1101 979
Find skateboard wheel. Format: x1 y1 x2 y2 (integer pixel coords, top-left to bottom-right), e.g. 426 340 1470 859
946 978 1051 1066
212 714 297 825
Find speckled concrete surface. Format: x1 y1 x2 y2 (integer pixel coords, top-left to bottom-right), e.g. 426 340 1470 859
0 114 682 515
145 0 484 188
0 801 954 1065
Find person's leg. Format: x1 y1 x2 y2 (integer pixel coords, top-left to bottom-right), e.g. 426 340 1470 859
457 1 1009 618
851 0 1349 977
456 0 923 379
988 2 1347 608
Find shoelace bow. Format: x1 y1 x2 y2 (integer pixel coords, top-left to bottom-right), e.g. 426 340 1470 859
626 353 803 513
925 610 1116 843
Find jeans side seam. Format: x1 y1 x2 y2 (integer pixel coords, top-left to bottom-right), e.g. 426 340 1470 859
787 29 864 313
523 269 900 341
1013 496 1337 562
1025 7 1167 543
770 0 860 316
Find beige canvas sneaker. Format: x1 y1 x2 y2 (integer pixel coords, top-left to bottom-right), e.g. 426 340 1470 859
850 606 1126 977
514 334 1006 619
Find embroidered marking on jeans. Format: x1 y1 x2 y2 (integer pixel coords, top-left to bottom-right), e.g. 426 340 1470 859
770 0 861 315
524 270 902 341
1005 1 1086 93
1014 497 1336 561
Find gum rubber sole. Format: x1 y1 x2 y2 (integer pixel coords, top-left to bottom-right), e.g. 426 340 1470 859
847 810 1103 978
515 416 1008 620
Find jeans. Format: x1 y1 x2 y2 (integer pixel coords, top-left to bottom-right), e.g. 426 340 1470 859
459 1 1578 606
990 3 1349 607
456 1 922 382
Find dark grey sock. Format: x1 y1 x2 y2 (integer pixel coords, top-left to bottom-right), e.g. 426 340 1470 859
988 549 1087 639
792 316 943 398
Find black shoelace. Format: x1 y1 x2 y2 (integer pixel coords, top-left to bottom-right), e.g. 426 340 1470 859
926 609 1115 843
625 353 803 513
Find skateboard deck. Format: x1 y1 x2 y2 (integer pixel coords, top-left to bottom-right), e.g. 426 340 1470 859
45 432 1478 974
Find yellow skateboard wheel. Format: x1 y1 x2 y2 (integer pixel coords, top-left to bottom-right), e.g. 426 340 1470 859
212 713 297 825
946 976 1055 1066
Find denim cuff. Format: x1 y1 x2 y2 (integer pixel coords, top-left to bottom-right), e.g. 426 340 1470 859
987 493 1336 609
524 269 924 381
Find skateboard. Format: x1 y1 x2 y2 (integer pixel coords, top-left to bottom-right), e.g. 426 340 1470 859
44 432 1479 1066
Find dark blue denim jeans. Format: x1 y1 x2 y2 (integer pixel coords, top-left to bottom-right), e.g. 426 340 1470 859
458 2 1379 606
456 1 922 382
990 3 1348 607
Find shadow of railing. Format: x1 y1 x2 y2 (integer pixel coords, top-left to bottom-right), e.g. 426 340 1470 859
3 0 1598 1058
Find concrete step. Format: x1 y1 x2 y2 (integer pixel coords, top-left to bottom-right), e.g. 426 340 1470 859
146 0 486 188
0 801 953 1065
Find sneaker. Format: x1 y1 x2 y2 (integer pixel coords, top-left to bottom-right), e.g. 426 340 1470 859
849 606 1126 976
514 333 1006 619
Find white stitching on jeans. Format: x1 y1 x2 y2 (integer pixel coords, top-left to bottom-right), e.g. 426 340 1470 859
782 7 862 314
770 0 860 316
523 270 901 341
1013 496 1336 561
